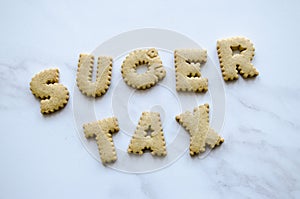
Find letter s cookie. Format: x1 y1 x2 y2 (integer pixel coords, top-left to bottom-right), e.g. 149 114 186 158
30 68 69 114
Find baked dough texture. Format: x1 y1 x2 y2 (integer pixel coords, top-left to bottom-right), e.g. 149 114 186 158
121 48 166 89
30 68 69 114
77 54 112 97
176 104 224 156
128 112 167 156
174 49 208 92
217 37 259 81
83 117 119 164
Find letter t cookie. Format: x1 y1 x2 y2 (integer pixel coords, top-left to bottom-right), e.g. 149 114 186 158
83 117 119 164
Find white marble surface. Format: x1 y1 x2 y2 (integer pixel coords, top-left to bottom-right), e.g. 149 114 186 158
1 0 300 198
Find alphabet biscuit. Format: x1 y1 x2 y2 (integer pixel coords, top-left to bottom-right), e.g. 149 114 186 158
30 68 69 114
217 37 259 81
174 49 208 92
121 48 166 89
128 112 167 156
77 54 113 97
83 117 119 164
176 104 223 156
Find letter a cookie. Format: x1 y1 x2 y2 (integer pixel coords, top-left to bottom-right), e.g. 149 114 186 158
128 112 167 156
